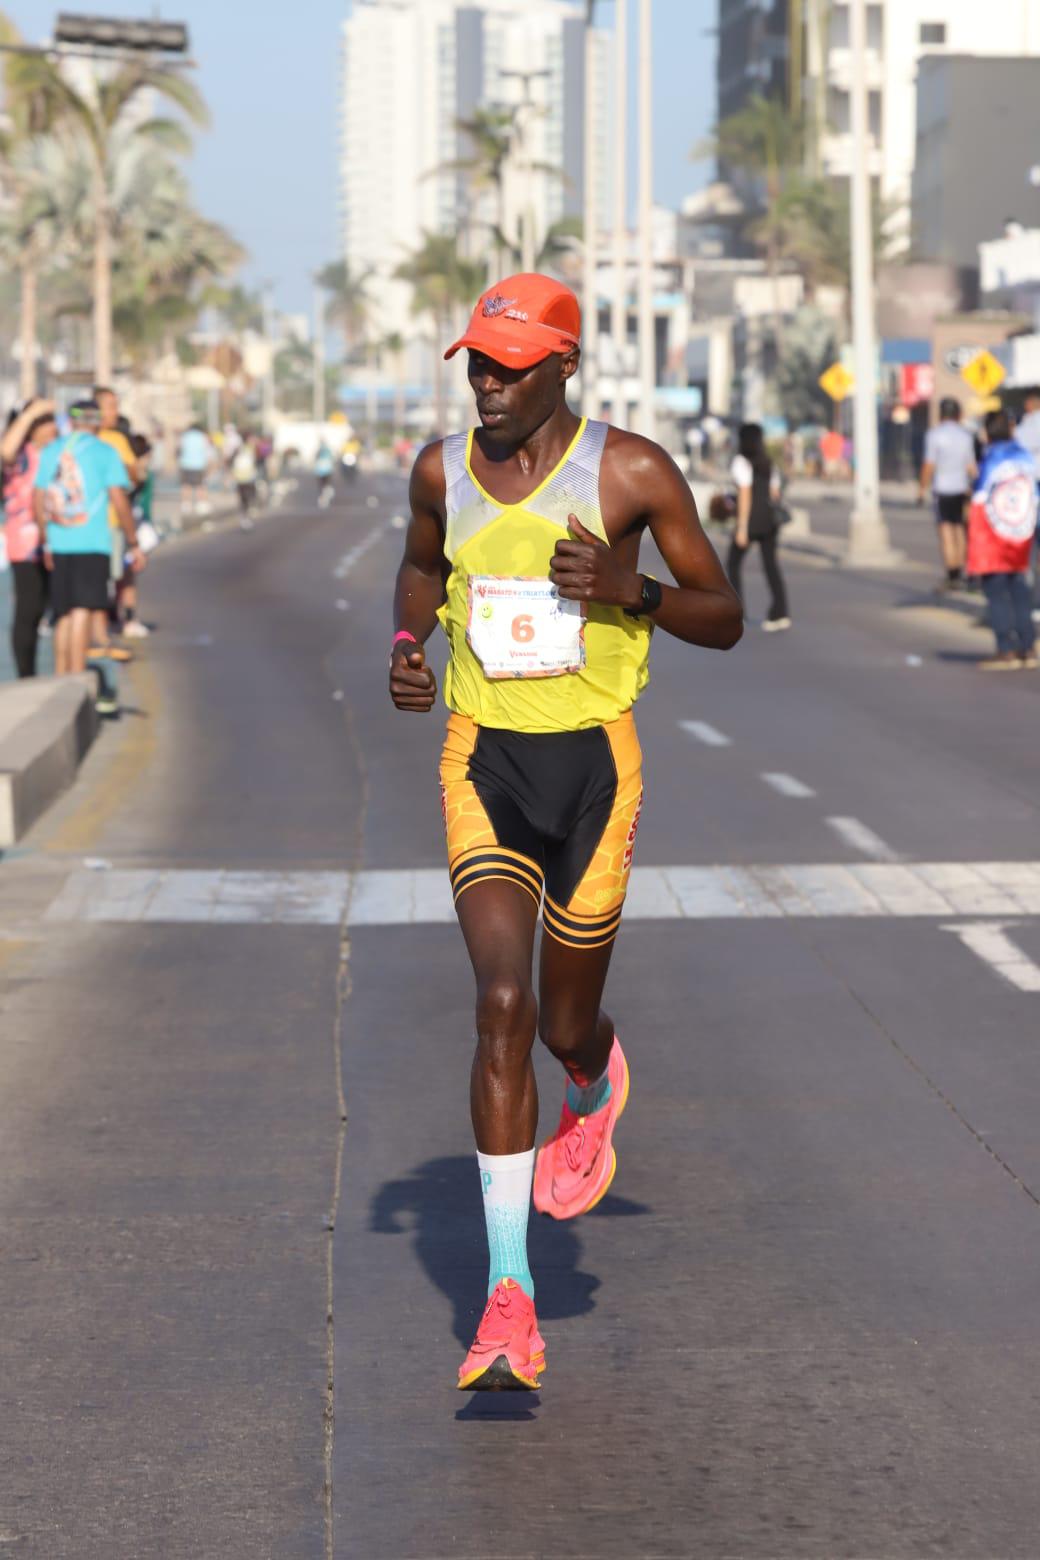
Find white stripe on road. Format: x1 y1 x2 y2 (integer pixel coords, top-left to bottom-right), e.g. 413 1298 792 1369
678 720 731 748
333 518 392 580
43 863 1040 927
826 816 900 862
942 922 1040 993
761 772 816 799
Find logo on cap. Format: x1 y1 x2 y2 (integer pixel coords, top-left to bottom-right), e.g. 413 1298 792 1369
481 294 517 318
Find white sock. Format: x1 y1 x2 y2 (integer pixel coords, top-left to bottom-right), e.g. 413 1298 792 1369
477 1148 535 1298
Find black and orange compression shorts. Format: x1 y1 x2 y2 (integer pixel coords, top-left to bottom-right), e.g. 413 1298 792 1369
439 711 643 950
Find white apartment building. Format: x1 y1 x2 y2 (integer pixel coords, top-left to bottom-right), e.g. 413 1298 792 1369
339 0 611 367
805 0 1040 249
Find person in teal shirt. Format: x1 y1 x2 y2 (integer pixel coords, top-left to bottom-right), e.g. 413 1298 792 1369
32 400 141 676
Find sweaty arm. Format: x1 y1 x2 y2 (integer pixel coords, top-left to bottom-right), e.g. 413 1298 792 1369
111 487 145 570
390 442 449 713
550 432 743 651
918 459 934 502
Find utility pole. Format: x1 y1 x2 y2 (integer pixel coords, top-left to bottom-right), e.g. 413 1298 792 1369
611 0 628 426
636 0 655 439
582 4 600 419
500 67 550 274
262 285 276 434
846 0 895 565
313 280 326 425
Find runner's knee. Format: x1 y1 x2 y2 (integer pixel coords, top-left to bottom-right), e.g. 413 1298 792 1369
475 977 536 1064
537 1005 597 1061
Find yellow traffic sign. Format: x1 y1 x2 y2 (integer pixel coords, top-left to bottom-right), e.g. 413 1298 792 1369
961 349 1005 398
819 361 854 402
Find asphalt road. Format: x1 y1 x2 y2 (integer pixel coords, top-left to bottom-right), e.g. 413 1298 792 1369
2 470 1040 1558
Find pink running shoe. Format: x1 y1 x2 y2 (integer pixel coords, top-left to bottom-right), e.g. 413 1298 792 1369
533 1037 630 1220
457 1278 546 1391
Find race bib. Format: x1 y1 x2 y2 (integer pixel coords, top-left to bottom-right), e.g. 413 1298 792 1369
466 575 585 680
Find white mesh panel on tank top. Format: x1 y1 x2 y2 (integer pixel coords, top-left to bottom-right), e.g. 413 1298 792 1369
441 431 497 562
523 419 608 539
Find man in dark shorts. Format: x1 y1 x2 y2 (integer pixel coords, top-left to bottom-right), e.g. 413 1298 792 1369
389 272 743 1391
920 398 977 588
33 401 144 676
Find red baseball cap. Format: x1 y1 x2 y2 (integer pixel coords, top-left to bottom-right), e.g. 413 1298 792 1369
445 273 581 369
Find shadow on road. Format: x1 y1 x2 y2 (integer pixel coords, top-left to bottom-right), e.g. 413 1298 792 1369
369 1154 650 1351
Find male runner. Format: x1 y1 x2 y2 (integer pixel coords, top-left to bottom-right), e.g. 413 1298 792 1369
389 273 742 1391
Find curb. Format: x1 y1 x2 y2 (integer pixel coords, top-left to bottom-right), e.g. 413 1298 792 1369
0 675 99 845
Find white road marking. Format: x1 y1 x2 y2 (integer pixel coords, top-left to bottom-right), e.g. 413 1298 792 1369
826 816 900 862
679 720 731 748
43 863 1040 927
761 772 816 799
942 922 1040 993
333 518 390 580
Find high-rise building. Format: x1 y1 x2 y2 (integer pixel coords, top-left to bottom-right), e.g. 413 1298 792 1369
716 0 1040 251
911 56 1040 271
339 0 611 359
716 0 791 125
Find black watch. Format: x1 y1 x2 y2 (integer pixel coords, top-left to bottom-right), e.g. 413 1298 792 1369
624 575 663 618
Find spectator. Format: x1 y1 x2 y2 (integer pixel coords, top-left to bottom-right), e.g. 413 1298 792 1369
122 433 156 638
819 428 844 480
1014 387 1040 616
178 422 212 519
919 397 977 589
1015 386 1040 472
725 421 791 632
2 398 58 677
315 439 335 508
32 400 144 680
231 434 259 527
95 386 140 652
967 409 1037 671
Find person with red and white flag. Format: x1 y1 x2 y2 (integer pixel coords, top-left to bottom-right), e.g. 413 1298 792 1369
967 409 1038 670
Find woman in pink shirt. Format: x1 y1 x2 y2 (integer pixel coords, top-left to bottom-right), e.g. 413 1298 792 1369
2 398 58 677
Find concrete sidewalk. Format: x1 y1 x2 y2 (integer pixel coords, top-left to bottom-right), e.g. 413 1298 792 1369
0 674 98 844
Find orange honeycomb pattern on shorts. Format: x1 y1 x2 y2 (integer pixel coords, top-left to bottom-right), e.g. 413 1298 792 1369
553 714 643 921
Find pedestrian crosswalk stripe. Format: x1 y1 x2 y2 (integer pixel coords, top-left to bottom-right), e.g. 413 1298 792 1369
42 862 1040 926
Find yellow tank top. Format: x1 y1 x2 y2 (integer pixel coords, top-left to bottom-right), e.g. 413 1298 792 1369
437 417 652 733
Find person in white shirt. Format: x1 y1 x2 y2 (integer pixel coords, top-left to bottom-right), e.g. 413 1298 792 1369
726 421 790 630
1015 388 1040 616
919 398 977 588
1015 387 1040 474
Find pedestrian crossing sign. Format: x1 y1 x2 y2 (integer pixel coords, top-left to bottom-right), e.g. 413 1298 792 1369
960 349 1005 398
819 362 854 401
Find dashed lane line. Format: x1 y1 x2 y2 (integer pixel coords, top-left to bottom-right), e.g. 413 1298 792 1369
942 922 1040 993
42 862 1040 929
678 720 731 748
761 772 816 799
826 816 901 863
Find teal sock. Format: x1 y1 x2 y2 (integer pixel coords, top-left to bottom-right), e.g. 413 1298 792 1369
566 1067 612 1117
477 1149 535 1298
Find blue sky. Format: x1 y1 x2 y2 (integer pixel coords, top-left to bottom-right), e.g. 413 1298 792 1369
6 0 716 314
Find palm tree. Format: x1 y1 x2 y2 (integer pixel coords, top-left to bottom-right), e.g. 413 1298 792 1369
1 24 209 380
380 330 408 431
696 95 806 350
0 135 71 397
426 105 565 275
395 233 485 433
317 260 373 362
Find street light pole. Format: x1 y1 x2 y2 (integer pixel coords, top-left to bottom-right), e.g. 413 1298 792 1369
846 0 895 565
582 3 600 419
313 280 326 426
611 0 628 426
262 285 275 434
636 0 655 439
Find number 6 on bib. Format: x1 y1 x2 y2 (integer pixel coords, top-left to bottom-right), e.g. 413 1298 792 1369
467 575 586 679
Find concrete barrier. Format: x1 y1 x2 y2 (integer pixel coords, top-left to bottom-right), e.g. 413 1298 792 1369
0 675 99 845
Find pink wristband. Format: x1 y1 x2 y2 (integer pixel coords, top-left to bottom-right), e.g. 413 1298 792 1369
392 630 418 648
